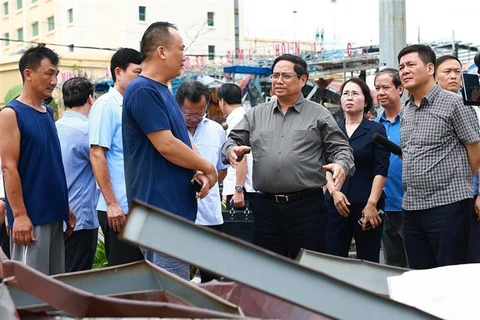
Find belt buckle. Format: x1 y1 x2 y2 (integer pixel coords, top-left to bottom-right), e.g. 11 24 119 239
275 194 289 203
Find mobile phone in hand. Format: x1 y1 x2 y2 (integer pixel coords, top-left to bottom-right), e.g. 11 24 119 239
193 178 203 192
358 209 387 230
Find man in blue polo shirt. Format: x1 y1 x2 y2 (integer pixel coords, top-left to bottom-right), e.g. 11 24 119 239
374 68 407 267
176 80 228 282
57 77 99 272
122 22 217 280
89 48 143 266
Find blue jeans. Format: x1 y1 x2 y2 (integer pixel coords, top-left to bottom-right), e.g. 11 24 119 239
141 248 190 280
252 190 326 259
403 199 470 269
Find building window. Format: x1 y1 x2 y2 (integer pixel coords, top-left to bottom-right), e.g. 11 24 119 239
67 8 73 23
208 45 215 60
32 22 38 37
47 16 55 31
17 28 23 41
16 0 22 10
207 12 214 27
4 33 9 46
3 2 8 15
138 6 146 21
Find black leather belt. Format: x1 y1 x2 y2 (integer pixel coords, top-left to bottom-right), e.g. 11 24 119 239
262 188 321 203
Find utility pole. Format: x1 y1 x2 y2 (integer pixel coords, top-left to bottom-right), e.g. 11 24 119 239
379 0 406 69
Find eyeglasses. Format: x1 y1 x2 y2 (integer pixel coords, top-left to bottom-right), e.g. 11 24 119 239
341 91 362 98
270 73 302 81
182 111 207 120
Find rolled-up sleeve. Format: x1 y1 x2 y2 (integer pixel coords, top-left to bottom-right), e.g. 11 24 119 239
320 115 355 178
221 113 251 165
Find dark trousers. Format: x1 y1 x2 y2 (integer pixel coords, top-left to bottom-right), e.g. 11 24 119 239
326 201 384 263
403 199 470 269
0 223 9 258
98 211 144 266
65 228 98 272
467 196 480 263
252 190 326 259
382 211 408 267
199 224 223 283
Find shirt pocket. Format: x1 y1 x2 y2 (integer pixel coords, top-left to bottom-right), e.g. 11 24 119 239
250 131 273 158
292 130 319 157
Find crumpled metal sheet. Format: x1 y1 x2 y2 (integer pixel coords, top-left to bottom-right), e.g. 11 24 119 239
200 281 333 320
0 248 243 318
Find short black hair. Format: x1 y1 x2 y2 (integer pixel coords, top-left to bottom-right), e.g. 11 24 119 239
217 83 242 105
140 21 178 60
176 80 210 107
397 44 436 67
475 51 480 71
271 54 309 80
110 48 143 83
435 55 462 74
62 77 94 107
374 68 402 88
340 77 373 114
19 45 59 82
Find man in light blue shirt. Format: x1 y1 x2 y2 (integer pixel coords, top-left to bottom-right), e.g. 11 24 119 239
176 81 228 282
374 68 407 267
56 77 99 272
89 48 143 266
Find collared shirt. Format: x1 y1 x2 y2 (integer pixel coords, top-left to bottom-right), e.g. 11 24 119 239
401 84 480 210
376 112 404 211
222 95 355 193
190 118 229 225
223 106 255 195
56 110 99 230
88 87 128 214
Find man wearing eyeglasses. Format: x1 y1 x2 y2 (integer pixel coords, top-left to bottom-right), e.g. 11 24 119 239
222 54 355 259
176 80 228 282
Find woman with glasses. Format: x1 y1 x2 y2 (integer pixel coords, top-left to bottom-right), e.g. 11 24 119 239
324 77 390 263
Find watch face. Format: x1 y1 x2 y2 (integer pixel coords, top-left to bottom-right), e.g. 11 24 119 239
235 186 243 192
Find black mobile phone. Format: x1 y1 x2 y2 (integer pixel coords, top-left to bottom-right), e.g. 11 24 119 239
193 178 203 192
461 73 480 106
358 210 387 230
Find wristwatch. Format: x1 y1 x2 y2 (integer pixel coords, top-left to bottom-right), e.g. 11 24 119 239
234 185 244 192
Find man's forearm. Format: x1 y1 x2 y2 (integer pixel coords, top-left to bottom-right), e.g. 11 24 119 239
235 158 247 187
90 152 118 205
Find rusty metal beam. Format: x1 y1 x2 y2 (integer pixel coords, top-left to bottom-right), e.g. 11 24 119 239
6 260 242 317
120 201 440 320
0 256 243 318
296 249 408 296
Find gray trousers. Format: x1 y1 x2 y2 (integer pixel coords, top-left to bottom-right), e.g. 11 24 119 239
140 247 189 280
11 221 65 275
381 211 408 268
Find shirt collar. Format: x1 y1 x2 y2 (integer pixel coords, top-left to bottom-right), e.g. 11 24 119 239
378 111 400 124
108 86 123 107
63 109 88 121
226 106 244 124
273 94 305 114
407 84 442 107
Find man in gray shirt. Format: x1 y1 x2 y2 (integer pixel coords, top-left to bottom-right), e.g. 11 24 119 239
222 54 355 258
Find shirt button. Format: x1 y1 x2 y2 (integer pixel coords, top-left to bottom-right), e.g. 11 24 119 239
278 151 282 154
281 135 284 138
